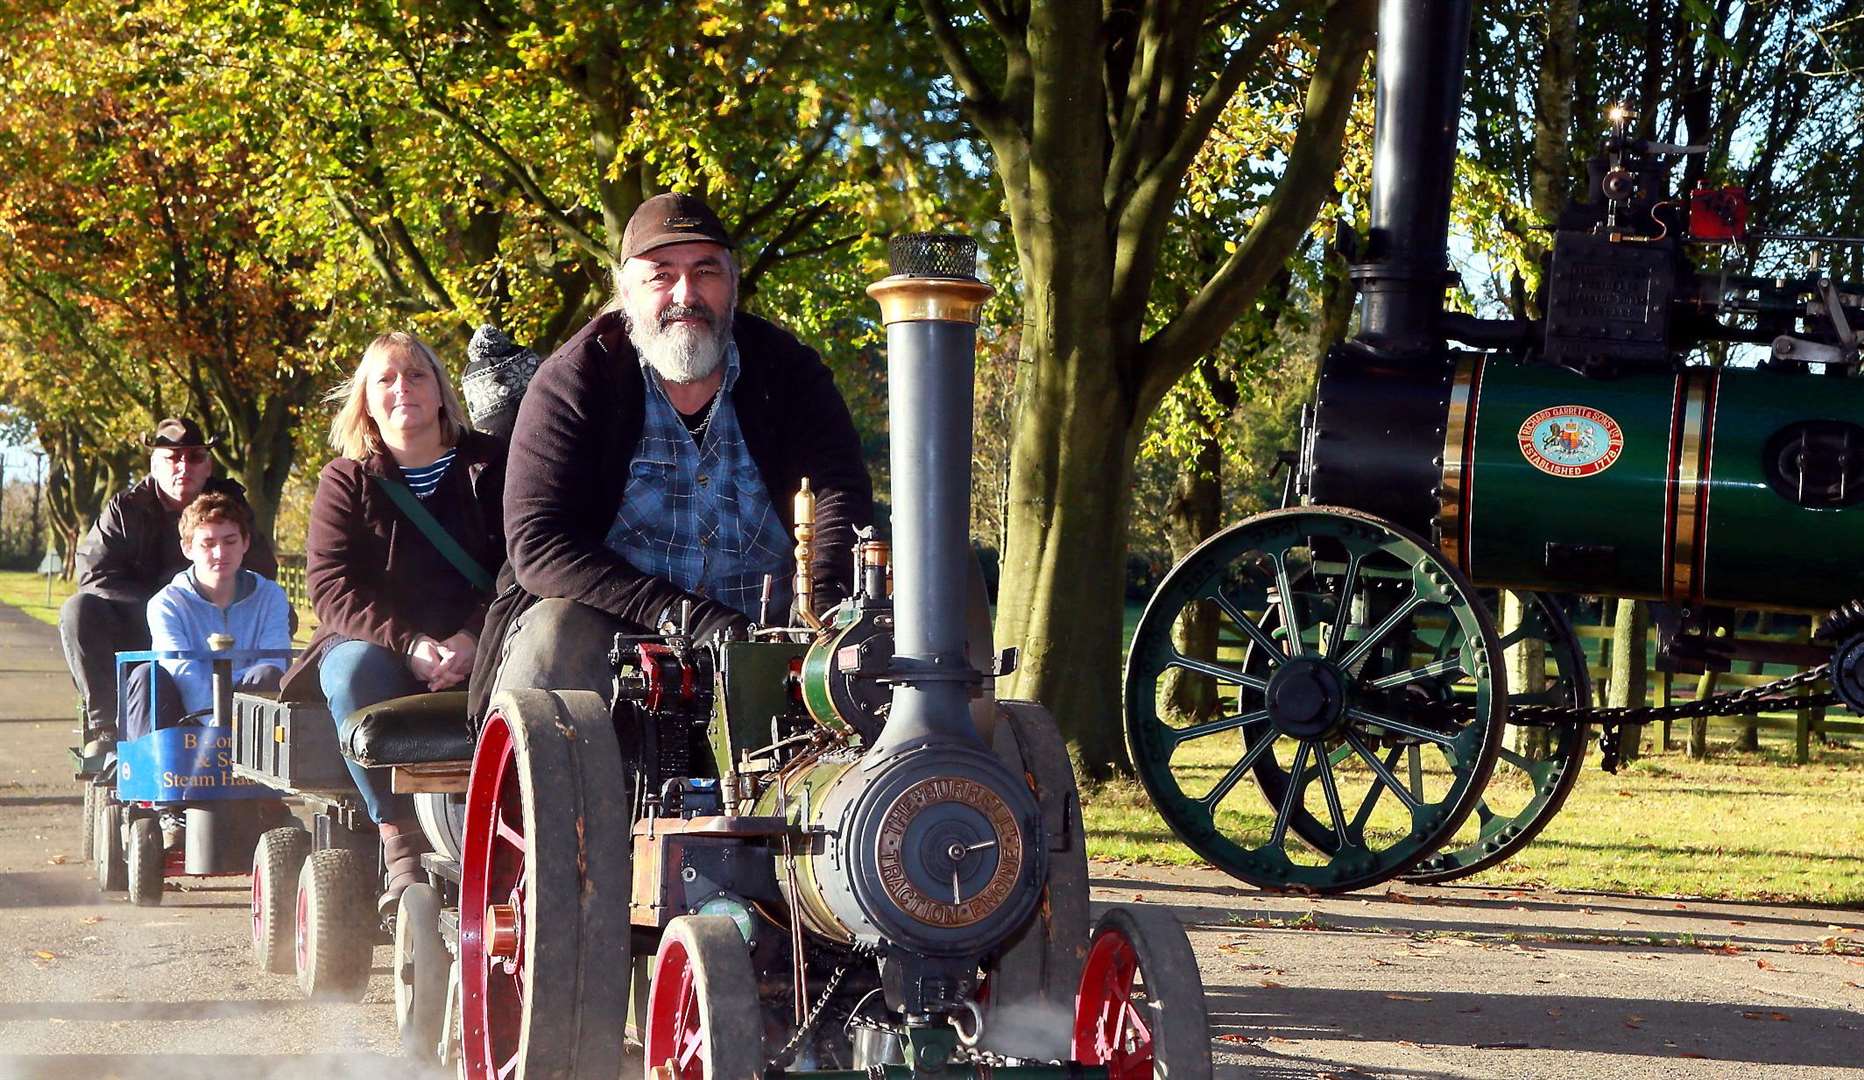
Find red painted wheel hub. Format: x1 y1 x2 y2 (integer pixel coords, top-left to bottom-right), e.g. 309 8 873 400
293 874 309 974
643 936 703 1079
251 853 264 950
460 710 530 1080
1072 925 1154 1080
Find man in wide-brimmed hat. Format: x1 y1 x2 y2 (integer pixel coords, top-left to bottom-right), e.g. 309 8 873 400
60 418 279 751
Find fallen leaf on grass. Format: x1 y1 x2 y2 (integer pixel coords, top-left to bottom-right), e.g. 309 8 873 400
1741 1011 1791 1022
1385 993 1432 1002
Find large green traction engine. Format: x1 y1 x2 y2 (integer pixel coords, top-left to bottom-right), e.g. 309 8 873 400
1125 0 1864 894
455 238 1213 1078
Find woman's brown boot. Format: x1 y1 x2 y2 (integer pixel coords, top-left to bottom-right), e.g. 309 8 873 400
378 819 433 916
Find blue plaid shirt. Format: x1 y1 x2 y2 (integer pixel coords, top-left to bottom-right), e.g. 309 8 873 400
606 341 795 622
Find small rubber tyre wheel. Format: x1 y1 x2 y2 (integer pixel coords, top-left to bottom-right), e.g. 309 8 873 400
80 783 97 863
127 816 165 907
395 882 448 1060
95 799 127 893
1072 907 1212 1080
295 847 373 1000
251 827 311 974
643 915 765 1079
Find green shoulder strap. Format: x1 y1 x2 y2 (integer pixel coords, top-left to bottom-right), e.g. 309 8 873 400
370 474 494 594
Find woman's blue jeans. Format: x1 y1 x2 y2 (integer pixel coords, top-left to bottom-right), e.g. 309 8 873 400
319 639 424 824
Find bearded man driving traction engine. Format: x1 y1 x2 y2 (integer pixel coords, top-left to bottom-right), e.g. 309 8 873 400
471 192 872 708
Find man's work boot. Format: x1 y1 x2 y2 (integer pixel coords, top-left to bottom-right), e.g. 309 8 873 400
81 727 117 765
378 819 433 917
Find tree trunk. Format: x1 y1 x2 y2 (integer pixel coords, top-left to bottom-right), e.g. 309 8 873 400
1503 592 1551 757
997 338 1135 777
1160 434 1223 723
1688 670 1719 760
1607 598 1648 762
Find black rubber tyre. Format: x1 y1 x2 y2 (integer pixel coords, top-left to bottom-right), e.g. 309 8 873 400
80 783 97 863
394 882 448 1060
251 827 311 974
985 700 1089 1057
127 816 165 907
95 799 126 893
295 847 373 1000
642 915 765 1078
459 689 634 1080
1072 906 1212 1079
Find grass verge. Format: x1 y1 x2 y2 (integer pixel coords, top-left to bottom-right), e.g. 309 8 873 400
0 568 74 628
1083 731 1864 908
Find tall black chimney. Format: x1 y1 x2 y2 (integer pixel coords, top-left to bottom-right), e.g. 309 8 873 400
1350 0 1474 355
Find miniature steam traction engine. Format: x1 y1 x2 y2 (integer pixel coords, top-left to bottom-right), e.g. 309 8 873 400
1125 0 1864 894
451 238 1213 1078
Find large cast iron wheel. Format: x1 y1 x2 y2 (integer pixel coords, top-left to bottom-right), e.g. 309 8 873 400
642 915 764 1080
1071 906 1211 1079
1124 507 1507 893
1404 592 1590 883
459 690 633 1080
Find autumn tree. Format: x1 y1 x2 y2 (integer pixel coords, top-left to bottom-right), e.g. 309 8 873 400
0 0 331 535
914 0 1376 773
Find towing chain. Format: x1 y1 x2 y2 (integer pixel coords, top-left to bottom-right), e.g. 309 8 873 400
1427 663 1835 773
1514 662 1833 773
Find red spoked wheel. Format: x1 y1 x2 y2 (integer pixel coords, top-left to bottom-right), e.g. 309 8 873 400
458 690 633 1080
1071 907 1211 1080
643 915 764 1080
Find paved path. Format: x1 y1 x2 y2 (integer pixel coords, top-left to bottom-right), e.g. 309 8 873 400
0 600 1859 1078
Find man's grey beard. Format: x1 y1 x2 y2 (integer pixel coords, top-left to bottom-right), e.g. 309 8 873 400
626 302 730 385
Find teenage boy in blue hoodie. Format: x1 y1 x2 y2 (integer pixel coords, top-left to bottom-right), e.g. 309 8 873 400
122 492 293 741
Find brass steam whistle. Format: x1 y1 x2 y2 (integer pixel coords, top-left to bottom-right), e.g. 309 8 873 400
792 479 823 629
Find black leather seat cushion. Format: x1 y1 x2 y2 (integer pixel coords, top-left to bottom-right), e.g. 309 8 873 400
339 691 475 767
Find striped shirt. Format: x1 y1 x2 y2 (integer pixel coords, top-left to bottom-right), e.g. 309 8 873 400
401 448 458 499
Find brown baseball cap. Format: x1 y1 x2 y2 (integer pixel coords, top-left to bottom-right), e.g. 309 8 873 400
141 417 220 450
620 192 734 261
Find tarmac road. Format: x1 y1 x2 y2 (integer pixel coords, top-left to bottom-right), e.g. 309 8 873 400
2 599 1861 1079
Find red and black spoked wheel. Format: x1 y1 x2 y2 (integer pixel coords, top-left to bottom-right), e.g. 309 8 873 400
1072 907 1211 1080
459 690 633 1080
643 915 764 1080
